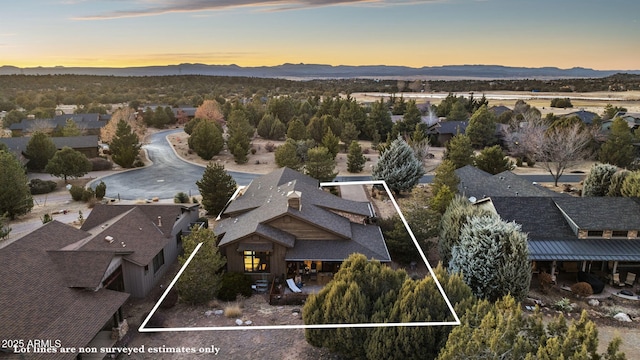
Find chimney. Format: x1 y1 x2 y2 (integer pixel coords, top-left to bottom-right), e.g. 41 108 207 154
286 191 302 211
157 216 162 227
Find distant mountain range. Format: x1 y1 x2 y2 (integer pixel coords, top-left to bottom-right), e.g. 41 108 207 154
1 63 639 79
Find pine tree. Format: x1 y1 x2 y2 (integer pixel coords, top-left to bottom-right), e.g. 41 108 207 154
322 128 340 159
274 139 303 171
0 151 33 219
449 215 531 302
474 145 513 175
188 120 224 160
347 141 366 173
431 159 459 197
372 136 424 195
25 132 57 171
176 226 227 305
465 105 497 148
45 146 92 183
110 119 142 168
227 110 254 164
599 117 635 168
196 163 237 216
286 118 307 141
582 163 618 197
607 169 630 197
443 134 474 169
621 170 640 197
304 146 337 182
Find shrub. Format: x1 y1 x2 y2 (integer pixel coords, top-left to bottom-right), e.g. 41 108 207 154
571 282 594 297
81 188 95 202
250 148 257 155
553 297 573 312
69 185 85 201
94 181 106 199
89 157 113 171
217 272 253 301
133 159 145 167
224 304 242 318
29 179 57 195
265 142 276 152
174 192 190 203
159 287 179 309
539 272 553 294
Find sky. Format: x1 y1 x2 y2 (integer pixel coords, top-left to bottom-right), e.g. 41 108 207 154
1 0 639 70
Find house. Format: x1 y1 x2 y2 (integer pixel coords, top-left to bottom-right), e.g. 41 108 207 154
0 221 130 358
427 120 468 145
214 168 390 281
78 203 201 298
9 113 110 136
485 196 640 280
562 110 599 125
0 135 100 163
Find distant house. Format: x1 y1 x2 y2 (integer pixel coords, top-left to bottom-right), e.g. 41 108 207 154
215 168 390 281
0 221 130 357
562 110 599 125
0 135 100 162
9 113 110 136
489 105 511 118
78 203 201 298
427 120 468 145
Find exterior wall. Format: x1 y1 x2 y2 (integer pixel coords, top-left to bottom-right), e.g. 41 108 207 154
222 240 287 282
122 260 146 298
267 216 341 240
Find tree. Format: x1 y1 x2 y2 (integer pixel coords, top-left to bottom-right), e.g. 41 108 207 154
438 195 495 268
306 116 325 143
100 107 145 144
518 120 592 186
45 147 92 183
95 181 107 200
188 120 224 160
321 128 340 159
443 134 474 169
195 99 224 125
602 104 627 120
0 150 33 219
176 226 227 305
474 145 513 175
372 136 424 195
305 146 337 182
438 296 625 360
61 119 82 137
347 141 366 173
582 163 618 197
621 171 640 197
340 121 360 146
550 97 573 108
449 215 531 302
379 215 420 264
196 163 237 216
465 105 496 148
608 169 630 197
392 99 421 136
110 119 142 168
226 110 254 164
431 159 459 197
366 99 393 140
599 117 635 168
274 139 303 171
25 132 57 171
286 118 307 141
0 215 11 241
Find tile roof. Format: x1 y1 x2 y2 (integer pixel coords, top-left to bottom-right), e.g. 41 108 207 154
0 221 129 358
553 197 640 230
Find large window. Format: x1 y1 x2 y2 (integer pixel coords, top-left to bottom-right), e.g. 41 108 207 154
153 250 165 274
244 251 270 273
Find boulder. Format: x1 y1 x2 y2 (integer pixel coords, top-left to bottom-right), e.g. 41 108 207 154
614 313 632 322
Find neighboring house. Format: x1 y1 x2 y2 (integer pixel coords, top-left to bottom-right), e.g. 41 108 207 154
562 109 599 125
455 165 564 200
215 168 390 281
0 135 100 161
9 113 110 136
601 111 640 133
489 105 511 118
78 203 201 298
485 196 640 279
0 221 130 358
427 120 468 145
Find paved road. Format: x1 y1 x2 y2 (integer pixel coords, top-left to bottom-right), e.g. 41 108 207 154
92 129 585 200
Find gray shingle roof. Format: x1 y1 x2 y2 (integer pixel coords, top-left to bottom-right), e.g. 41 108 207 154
456 165 563 199
0 135 98 156
553 197 640 230
47 250 116 288
489 197 576 240
0 221 129 358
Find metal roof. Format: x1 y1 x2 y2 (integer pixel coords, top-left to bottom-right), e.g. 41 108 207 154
529 239 640 261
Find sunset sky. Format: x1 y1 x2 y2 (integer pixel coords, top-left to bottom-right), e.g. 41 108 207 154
2 0 639 70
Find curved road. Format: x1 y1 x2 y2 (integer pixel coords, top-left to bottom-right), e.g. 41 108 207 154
94 129 584 200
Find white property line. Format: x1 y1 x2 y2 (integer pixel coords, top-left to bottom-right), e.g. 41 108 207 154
139 180 460 332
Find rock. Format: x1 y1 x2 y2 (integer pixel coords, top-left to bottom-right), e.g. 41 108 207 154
614 312 632 322
244 320 252 325
292 312 299 317
588 299 600 307
214 310 224 316
205 310 214 316
235 319 243 326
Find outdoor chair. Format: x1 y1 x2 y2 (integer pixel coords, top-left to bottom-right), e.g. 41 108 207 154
626 272 637 287
286 278 302 293
612 273 624 287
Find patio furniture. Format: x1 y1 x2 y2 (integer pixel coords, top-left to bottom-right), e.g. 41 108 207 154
626 272 637 287
286 278 302 293
612 273 625 287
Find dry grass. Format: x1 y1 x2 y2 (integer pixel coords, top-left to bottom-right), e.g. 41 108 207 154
224 303 243 318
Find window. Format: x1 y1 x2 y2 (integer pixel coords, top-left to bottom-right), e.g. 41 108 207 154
612 230 628 238
153 250 165 273
243 251 270 273
587 230 603 237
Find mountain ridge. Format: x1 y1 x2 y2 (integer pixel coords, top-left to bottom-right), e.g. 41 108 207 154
1 63 639 79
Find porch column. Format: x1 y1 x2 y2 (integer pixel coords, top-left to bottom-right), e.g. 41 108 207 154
612 261 618 275
581 261 587 272
550 261 557 284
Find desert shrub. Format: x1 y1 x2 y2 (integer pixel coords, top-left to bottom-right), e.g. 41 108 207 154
134 159 145 167
217 272 253 301
69 185 85 201
539 272 553 294
81 188 95 202
89 157 113 171
174 192 190 203
41 213 52 224
29 179 57 195
250 148 257 155
571 282 594 297
553 297 573 312
159 287 179 309
265 142 276 152
224 304 242 318
94 181 106 199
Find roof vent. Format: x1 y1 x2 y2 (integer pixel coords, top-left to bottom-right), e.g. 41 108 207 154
157 216 162 227
105 235 114 243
